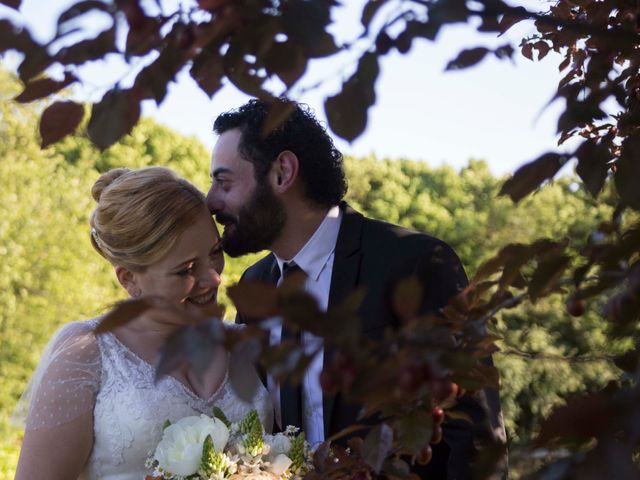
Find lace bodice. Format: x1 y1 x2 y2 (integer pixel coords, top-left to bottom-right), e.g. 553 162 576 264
20 319 273 480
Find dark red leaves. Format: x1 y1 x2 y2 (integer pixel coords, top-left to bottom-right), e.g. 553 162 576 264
87 88 141 150
499 152 565 202
446 47 489 71
15 72 77 103
39 101 85 148
325 52 379 142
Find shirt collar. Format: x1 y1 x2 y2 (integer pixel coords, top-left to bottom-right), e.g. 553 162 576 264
275 205 342 282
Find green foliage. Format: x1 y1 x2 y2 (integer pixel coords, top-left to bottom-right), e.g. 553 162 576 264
198 434 230 477
239 410 264 456
212 406 231 428
289 431 307 474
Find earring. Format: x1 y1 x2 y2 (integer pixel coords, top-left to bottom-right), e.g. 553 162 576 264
131 289 141 298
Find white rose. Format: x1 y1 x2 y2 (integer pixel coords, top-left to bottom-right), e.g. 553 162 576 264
154 414 229 476
268 453 293 476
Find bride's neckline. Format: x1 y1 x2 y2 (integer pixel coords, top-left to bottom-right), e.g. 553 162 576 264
99 325 229 404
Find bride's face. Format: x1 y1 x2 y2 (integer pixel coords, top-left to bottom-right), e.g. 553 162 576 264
131 209 225 314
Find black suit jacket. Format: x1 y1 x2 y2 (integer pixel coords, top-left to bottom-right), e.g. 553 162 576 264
238 202 507 479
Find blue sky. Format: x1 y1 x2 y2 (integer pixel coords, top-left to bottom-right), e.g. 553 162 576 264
1 0 570 175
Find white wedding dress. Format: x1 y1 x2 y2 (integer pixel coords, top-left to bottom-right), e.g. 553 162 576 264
17 318 273 480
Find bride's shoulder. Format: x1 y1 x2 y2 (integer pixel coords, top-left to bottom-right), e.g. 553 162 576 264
46 318 102 360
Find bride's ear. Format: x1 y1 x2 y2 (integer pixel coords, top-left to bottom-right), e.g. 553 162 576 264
115 266 141 298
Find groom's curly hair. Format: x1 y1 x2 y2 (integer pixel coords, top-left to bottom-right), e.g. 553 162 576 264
213 99 347 207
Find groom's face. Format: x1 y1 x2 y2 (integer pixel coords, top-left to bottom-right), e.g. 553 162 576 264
207 129 286 257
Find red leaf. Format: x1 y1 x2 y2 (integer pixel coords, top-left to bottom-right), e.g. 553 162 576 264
227 281 279 318
446 47 489 71
392 276 423 320
0 0 20 10
190 49 224 98
325 52 379 142
87 88 141 150
95 298 156 333
55 27 116 66
498 6 528 34
15 72 77 103
39 101 85 148
521 42 533 61
261 99 296 138
57 1 111 28
499 152 565 202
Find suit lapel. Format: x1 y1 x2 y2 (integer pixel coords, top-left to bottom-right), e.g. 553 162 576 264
324 202 363 437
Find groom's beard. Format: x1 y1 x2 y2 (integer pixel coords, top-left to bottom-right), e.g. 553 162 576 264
217 182 286 257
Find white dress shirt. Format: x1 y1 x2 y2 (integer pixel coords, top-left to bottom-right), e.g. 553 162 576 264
268 205 342 447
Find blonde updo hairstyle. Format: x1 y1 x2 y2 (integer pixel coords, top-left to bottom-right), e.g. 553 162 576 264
90 167 208 272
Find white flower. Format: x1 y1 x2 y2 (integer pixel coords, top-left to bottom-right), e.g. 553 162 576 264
268 453 293 476
264 433 291 459
153 414 229 476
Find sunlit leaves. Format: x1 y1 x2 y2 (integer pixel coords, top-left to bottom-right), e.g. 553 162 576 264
39 100 85 148
500 152 565 202
325 52 379 142
88 88 141 150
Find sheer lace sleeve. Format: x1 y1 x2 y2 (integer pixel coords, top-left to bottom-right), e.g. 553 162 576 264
12 320 101 430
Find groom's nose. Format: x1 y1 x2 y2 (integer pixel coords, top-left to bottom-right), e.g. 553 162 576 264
206 188 223 214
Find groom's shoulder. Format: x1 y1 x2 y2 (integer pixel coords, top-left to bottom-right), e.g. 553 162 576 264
359 213 451 254
240 252 276 282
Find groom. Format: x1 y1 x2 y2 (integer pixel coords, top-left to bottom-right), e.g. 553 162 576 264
206 99 506 478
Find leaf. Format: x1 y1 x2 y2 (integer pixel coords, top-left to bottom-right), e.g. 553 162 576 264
55 26 116 65
395 410 433 455
325 52 379 142
0 19 35 53
263 40 307 87
363 423 394 473
0 0 20 10
212 406 231 428
534 391 611 447
95 298 155 333
528 254 571 302
453 363 500 390
445 47 489 71
229 343 260 402
521 42 533 61
15 72 77 103
615 136 640 210
575 140 611 198
282 0 338 58
227 281 279 318
261 99 296 138
190 48 224 98
57 1 111 30
39 100 85 148
499 152 565 202
498 6 528 34
134 46 185 103
534 40 550 60
392 276 423 320
87 88 141 150
362 0 391 32
125 17 162 57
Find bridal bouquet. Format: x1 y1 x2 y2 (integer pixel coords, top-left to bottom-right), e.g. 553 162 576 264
145 408 313 480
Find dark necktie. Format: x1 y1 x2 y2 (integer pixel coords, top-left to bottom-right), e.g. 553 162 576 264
280 262 304 431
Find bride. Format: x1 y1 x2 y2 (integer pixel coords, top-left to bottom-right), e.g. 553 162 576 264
14 167 273 479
